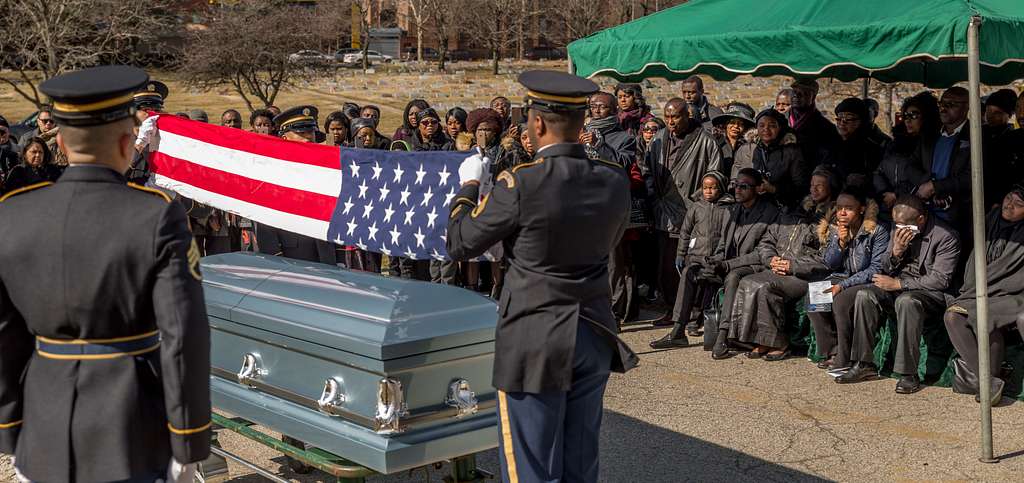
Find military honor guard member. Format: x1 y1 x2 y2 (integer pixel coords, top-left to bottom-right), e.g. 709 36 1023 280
128 79 170 184
447 71 638 482
0 66 211 482
253 106 339 265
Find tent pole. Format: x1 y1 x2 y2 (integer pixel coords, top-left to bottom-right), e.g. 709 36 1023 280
967 15 997 464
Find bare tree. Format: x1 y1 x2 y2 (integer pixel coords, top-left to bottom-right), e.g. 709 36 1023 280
421 0 462 71
0 0 174 108
179 1 315 112
463 0 520 75
403 0 429 62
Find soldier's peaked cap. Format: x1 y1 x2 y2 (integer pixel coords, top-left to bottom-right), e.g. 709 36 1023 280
274 105 319 133
519 70 599 112
39 65 149 126
133 80 169 109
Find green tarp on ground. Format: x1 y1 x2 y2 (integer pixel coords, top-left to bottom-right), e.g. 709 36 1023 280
568 0 1024 87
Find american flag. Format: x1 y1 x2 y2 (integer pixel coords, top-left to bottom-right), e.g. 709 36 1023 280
147 115 475 260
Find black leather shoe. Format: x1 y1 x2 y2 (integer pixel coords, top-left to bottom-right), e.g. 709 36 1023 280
649 333 690 350
710 331 733 360
895 375 922 394
835 362 878 384
974 377 1005 405
764 348 791 362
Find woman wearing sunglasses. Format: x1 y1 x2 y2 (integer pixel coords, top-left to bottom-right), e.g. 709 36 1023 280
731 108 806 210
874 92 937 213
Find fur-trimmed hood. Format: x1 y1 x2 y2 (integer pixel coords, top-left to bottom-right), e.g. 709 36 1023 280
817 198 880 243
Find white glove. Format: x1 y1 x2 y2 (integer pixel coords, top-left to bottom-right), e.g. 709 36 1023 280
135 114 160 151
458 149 490 186
12 457 29 483
167 458 196 483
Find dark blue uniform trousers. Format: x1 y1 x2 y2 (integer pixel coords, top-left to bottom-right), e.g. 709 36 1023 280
497 321 613 483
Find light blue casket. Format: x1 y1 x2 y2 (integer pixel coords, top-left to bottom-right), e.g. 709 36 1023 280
200 253 498 474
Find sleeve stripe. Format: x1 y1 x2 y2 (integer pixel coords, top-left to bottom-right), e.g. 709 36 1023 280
0 420 23 429
167 421 212 435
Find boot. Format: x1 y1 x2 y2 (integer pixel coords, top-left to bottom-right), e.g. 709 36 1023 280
650 323 690 350
711 329 733 360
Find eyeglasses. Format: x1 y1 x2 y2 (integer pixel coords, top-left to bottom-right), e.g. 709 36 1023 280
902 112 922 120
940 100 967 109
835 115 860 124
419 119 438 126
39 118 55 124
735 183 754 190
642 126 659 132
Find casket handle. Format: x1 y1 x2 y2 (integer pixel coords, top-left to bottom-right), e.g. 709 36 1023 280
316 377 347 416
445 379 479 419
238 353 267 387
374 378 408 433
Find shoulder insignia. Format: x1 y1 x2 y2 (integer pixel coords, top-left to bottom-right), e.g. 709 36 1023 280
497 170 516 189
187 238 203 281
593 158 623 169
0 181 53 202
511 158 544 173
471 193 490 218
127 182 171 203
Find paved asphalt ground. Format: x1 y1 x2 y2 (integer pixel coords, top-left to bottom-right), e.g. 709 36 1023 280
3 322 1023 482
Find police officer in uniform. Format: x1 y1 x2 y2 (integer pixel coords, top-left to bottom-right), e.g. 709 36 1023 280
447 71 638 482
0 66 211 482
253 106 338 264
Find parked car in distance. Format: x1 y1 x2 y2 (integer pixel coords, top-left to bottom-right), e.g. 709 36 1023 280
343 50 393 64
288 50 335 65
333 48 361 61
402 47 440 61
446 49 472 62
524 46 567 60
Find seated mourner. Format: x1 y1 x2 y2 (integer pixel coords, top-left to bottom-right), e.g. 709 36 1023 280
838 196 960 391
807 189 890 374
651 171 732 349
944 187 1024 405
704 168 780 354
721 195 830 360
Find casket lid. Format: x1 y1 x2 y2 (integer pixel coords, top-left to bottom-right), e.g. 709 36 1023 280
201 253 497 361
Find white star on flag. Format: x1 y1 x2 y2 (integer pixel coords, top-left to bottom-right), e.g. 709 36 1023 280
367 221 380 241
389 225 401 245
357 238 367 250
420 186 434 207
404 246 416 259
378 183 390 202
362 200 375 219
349 160 361 178
346 218 358 236
415 163 427 185
381 246 391 256
404 208 416 225
399 186 412 205
392 163 404 183
371 161 383 180
358 179 369 199
414 227 426 247
438 164 451 185
342 196 355 215
383 203 396 223
444 187 456 206
426 206 438 228
431 249 445 260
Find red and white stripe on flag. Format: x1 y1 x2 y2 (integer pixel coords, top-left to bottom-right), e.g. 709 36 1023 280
149 115 342 241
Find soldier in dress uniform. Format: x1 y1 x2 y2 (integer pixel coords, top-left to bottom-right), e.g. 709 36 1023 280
0 66 211 483
447 70 638 482
128 80 169 184
254 106 338 264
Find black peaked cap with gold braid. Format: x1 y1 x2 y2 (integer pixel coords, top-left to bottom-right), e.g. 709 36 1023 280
519 70 599 112
274 105 320 133
39 65 150 126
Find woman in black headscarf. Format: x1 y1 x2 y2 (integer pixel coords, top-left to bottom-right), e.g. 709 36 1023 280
392 99 430 143
944 186 1024 404
351 117 390 150
732 108 806 210
410 108 451 151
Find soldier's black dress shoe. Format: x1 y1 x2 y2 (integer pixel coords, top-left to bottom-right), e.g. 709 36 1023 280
835 362 878 384
710 330 733 360
895 374 922 394
650 333 690 350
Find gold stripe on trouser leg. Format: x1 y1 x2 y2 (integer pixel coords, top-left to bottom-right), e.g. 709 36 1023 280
497 390 520 483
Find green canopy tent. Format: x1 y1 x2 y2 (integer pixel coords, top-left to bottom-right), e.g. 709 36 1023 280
568 0 1024 463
